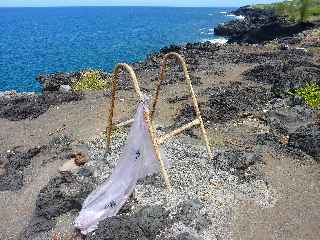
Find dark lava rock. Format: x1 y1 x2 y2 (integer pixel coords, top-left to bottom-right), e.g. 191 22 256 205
0 135 73 191
228 48 312 65
87 205 168 240
23 186 209 240
203 84 272 123
88 200 209 240
174 199 211 232
214 5 278 38
230 22 316 44
243 60 320 97
0 91 83 121
175 83 273 126
256 133 280 146
289 123 320 161
214 6 283 41
214 149 264 181
215 19 251 37
214 5 315 44
0 95 48 121
266 105 317 136
36 72 82 91
42 91 83 105
133 41 223 85
160 45 182 54
185 41 220 52
0 147 42 191
22 216 55 240
21 172 96 239
259 102 319 160
35 173 94 219
88 215 149 240
135 205 171 239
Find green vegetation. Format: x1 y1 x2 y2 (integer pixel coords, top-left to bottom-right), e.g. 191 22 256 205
72 70 108 91
265 41 281 50
254 0 320 22
308 46 320 54
289 83 320 108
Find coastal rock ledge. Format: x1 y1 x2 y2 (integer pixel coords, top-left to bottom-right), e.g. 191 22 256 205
214 5 318 43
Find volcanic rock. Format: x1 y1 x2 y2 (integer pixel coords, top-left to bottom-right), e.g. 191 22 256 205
243 60 320 97
0 91 83 121
289 123 320 161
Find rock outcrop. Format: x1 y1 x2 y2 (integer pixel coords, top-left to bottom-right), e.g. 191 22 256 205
214 6 317 43
0 91 83 121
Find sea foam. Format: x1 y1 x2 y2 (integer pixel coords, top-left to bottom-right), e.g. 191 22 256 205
202 38 228 45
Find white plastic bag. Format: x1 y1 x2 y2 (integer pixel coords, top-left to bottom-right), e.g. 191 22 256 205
75 99 168 234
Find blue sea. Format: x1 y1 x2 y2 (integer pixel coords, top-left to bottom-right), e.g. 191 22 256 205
0 7 235 92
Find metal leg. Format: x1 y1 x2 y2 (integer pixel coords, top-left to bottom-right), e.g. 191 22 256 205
144 109 172 192
150 52 213 160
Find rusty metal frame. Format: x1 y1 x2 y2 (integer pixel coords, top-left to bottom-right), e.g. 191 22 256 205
106 63 143 148
151 52 213 160
105 53 212 192
105 63 172 191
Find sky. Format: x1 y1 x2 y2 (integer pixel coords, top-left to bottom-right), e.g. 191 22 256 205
0 0 283 7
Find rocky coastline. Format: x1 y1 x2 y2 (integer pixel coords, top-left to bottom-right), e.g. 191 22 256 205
1 5 320 240
214 5 319 43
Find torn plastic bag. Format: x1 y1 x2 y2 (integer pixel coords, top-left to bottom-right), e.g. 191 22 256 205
75 98 169 235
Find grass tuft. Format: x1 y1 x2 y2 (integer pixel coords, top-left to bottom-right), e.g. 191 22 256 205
289 83 320 108
72 70 108 91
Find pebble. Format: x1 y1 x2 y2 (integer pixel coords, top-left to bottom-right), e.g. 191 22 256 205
59 159 79 173
59 85 72 92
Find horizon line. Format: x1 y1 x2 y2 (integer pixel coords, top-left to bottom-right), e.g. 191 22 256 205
0 5 239 8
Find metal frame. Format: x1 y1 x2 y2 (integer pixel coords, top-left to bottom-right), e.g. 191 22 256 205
105 53 212 192
150 52 213 160
106 63 143 148
105 63 172 191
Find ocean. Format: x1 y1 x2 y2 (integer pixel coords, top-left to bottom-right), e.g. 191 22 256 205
0 7 235 92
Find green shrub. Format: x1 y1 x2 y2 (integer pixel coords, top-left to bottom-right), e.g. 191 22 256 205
265 41 281 50
297 0 312 22
72 70 107 91
290 83 320 108
254 0 320 22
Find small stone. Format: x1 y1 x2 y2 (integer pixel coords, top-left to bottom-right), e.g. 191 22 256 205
59 85 72 92
279 135 289 145
59 159 79 173
72 152 89 166
291 95 304 106
78 168 92 177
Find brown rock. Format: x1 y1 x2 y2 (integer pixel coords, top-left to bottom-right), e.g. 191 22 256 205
72 152 88 166
279 135 289 145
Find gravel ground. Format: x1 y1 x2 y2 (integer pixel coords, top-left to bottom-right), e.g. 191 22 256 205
78 130 275 240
